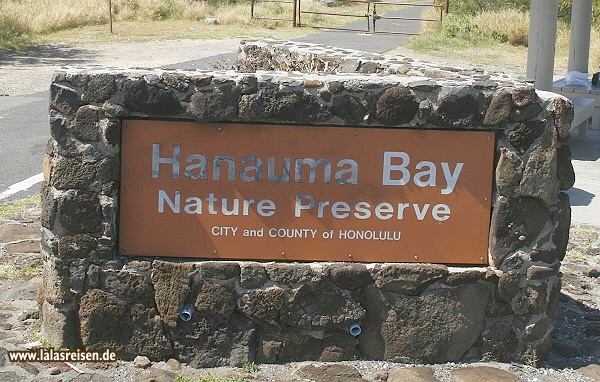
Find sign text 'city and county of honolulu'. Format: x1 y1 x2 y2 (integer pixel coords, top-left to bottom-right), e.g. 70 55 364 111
119 120 495 264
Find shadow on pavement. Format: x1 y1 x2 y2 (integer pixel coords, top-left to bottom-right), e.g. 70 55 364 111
569 128 600 162
546 292 600 369
566 187 595 207
0 43 96 67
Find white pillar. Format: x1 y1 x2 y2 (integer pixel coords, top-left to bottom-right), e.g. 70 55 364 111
526 0 559 91
568 0 593 73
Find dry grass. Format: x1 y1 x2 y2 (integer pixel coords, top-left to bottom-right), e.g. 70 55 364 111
0 0 404 48
408 8 600 75
0 195 40 220
471 9 529 46
0 264 40 279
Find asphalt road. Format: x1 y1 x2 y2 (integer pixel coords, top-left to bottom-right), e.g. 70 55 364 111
0 2 427 203
1 2 599 229
565 128 600 227
0 92 48 202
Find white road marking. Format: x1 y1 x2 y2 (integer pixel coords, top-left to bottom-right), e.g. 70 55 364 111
0 173 44 200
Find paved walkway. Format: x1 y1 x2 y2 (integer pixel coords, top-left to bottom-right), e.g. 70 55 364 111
567 128 600 226
164 1 430 70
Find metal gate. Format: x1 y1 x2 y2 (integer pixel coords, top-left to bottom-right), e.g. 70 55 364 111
298 0 375 33
371 1 444 35
251 0 447 35
251 0 298 27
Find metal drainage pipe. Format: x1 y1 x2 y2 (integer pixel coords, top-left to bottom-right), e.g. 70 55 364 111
349 323 362 337
180 307 193 322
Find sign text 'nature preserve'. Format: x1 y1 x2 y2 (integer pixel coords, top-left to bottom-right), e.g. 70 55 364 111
120 120 495 264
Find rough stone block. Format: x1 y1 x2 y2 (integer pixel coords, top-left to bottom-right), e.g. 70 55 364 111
51 83 82 115
319 333 359 362
41 300 81 349
387 367 437 382
239 87 331 123
199 261 240 280
450 366 518 382
429 87 482 128
238 287 285 330
517 128 558 205
510 102 542 122
551 97 574 140
151 261 196 327
282 281 365 329
498 271 520 303
375 84 418 125
52 158 96 189
495 148 523 196
527 266 558 280
489 196 551 268
41 260 72 305
329 263 373 289
524 317 550 342
266 263 324 284
79 289 171 360
483 89 513 126
333 94 368 124
71 106 101 143
296 364 366 382
481 317 519 361
443 270 486 286
194 281 236 317
507 119 546 154
123 79 181 115
82 74 116 104
527 283 549 314
41 182 57 230
375 264 448 295
512 86 536 107
101 269 155 307
557 145 575 191
57 190 102 233
186 87 239 122
359 283 488 362
169 313 256 368
240 263 268 289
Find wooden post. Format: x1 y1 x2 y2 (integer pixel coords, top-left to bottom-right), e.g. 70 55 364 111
444 0 449 15
568 0 593 73
526 0 558 91
293 0 297 27
108 0 113 34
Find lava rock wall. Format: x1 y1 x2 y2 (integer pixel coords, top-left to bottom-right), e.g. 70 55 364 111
41 42 574 364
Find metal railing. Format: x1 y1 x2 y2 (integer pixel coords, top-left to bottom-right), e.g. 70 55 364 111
372 1 444 35
251 0 448 35
251 0 298 26
298 0 374 33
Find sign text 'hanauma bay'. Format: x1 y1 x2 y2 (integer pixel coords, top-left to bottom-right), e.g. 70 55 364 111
120 121 495 264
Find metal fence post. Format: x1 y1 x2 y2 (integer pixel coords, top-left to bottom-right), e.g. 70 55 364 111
293 0 297 27
108 0 113 34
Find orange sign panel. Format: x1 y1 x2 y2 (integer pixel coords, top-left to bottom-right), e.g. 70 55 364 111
119 120 495 264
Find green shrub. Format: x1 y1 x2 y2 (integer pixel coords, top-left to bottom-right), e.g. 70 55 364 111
559 0 600 25
0 14 34 49
451 0 600 25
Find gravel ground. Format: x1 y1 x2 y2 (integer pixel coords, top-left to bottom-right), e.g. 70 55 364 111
0 38 241 96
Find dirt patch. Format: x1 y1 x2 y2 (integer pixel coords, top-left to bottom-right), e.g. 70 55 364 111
0 38 240 96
